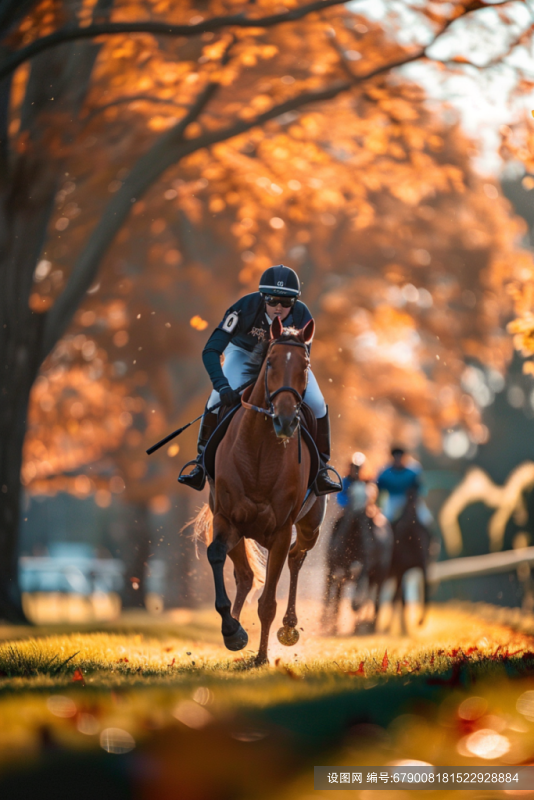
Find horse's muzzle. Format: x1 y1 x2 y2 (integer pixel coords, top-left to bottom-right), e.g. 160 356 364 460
273 413 299 440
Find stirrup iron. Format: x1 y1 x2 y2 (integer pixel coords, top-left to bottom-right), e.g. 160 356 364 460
178 459 207 491
314 464 342 496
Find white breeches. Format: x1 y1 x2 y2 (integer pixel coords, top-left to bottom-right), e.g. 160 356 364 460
207 343 327 418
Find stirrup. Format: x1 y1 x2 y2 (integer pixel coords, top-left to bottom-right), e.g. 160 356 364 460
314 465 342 496
178 459 207 491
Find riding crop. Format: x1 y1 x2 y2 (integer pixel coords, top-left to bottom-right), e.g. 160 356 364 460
146 378 256 455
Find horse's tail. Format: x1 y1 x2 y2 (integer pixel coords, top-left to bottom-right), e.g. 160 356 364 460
184 503 266 591
244 538 267 592
181 503 213 556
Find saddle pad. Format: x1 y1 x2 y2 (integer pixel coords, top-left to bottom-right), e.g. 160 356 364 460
203 398 320 489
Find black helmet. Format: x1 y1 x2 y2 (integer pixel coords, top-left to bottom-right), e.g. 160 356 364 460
259 265 300 298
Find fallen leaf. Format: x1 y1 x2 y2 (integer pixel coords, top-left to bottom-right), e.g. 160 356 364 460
72 668 85 684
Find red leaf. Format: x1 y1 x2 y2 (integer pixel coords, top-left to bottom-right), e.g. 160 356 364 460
396 661 402 674
346 660 365 677
167 658 175 667
381 650 389 671
72 668 84 684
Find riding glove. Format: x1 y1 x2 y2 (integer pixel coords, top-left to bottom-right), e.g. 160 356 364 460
219 385 240 407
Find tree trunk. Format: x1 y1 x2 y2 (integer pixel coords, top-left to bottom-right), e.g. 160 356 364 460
120 503 150 610
0 0 115 621
0 149 58 621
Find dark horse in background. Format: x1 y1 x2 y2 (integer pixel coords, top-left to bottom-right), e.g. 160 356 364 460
193 316 328 665
385 485 435 634
322 485 393 634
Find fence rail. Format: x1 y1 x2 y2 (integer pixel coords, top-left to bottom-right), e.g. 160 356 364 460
428 547 534 584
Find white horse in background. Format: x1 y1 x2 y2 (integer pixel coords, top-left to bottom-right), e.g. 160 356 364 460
439 463 534 556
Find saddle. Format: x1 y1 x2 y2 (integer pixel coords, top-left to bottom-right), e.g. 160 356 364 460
203 386 320 492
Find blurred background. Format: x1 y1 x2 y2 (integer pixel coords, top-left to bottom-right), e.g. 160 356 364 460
3 0 534 624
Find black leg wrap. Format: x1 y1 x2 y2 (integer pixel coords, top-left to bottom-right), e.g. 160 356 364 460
223 624 249 651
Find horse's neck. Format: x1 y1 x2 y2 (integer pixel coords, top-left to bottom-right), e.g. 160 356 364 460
248 359 268 409
238 359 275 447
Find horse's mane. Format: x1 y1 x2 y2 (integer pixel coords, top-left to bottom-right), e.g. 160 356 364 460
242 328 302 380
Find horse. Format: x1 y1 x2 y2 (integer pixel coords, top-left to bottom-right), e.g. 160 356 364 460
193 315 327 666
386 485 432 634
322 483 393 634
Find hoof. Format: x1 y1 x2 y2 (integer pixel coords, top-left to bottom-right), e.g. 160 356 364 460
223 624 248 651
277 626 299 646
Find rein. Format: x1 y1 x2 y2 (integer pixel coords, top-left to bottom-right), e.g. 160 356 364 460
241 338 309 463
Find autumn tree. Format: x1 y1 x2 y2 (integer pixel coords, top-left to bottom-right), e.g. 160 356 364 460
1 0 533 620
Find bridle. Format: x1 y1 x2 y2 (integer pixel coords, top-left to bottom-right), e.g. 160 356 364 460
241 339 310 461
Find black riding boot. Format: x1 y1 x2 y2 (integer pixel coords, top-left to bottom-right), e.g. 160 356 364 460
315 408 342 495
178 411 218 490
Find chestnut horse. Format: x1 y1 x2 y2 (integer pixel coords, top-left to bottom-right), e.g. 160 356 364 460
194 316 326 665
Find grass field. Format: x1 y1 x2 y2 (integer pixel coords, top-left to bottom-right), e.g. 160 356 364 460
1 602 534 799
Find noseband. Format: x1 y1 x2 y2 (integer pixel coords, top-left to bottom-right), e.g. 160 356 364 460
241 339 310 420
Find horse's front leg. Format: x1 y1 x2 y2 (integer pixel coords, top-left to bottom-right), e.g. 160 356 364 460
278 542 308 646
207 514 248 651
256 525 292 666
281 500 325 643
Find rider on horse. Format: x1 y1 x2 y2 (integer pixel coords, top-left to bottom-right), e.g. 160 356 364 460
336 452 368 513
376 446 433 526
179 264 340 495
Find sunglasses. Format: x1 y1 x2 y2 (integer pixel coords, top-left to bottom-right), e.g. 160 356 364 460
264 296 296 308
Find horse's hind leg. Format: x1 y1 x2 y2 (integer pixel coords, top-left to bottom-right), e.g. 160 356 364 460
207 514 248 651
321 566 336 633
419 567 429 626
256 524 292 666
331 573 344 634
228 539 254 622
396 578 408 636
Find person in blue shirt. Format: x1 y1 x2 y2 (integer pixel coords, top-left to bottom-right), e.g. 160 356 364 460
336 452 367 511
179 264 340 494
376 446 433 525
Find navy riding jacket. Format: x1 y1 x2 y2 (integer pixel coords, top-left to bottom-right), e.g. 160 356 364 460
202 292 312 393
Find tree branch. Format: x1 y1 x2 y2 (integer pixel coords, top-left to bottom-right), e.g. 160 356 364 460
40 0 523 358
41 41 234 357
84 94 186 124
0 0 352 81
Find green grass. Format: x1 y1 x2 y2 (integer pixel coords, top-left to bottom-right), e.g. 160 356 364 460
0 602 533 799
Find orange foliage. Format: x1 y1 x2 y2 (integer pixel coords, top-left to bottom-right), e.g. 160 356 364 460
15 0 534 496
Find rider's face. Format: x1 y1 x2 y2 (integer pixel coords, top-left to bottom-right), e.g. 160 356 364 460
265 301 292 322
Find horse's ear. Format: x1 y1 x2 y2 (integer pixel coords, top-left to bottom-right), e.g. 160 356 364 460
300 318 315 344
270 315 284 339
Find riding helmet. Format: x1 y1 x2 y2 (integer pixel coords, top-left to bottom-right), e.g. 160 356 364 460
259 265 301 298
